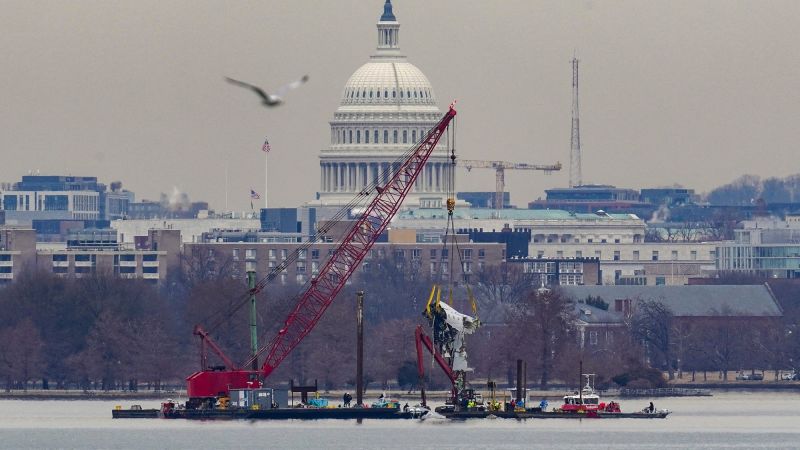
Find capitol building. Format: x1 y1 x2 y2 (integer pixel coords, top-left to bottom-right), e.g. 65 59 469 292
313 0 451 209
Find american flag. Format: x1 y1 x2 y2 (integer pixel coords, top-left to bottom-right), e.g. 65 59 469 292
250 189 261 200
262 137 271 153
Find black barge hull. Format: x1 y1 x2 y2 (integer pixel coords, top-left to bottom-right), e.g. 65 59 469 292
113 407 421 420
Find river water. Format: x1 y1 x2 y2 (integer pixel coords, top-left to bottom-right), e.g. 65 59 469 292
0 391 798 449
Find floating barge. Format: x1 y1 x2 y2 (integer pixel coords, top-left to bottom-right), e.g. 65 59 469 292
112 406 422 420
437 409 670 420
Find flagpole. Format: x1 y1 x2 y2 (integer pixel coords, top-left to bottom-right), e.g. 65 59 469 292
265 149 269 209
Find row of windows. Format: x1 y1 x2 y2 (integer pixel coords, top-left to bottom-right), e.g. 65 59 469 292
230 247 488 262
562 249 713 260
344 87 432 101
335 127 429 145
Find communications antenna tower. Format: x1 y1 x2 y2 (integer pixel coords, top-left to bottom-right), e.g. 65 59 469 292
569 55 582 188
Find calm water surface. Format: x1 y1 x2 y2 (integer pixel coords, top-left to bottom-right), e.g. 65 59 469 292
1 391 798 449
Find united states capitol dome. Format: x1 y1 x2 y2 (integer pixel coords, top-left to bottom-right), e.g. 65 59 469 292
340 61 437 107
314 0 451 209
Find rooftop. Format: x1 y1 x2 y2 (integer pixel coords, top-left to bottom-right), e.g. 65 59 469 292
561 285 782 317
397 208 640 221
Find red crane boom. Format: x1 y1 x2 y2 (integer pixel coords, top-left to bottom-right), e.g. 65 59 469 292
415 325 458 407
187 104 457 399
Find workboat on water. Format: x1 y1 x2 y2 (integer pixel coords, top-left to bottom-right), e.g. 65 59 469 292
438 374 671 420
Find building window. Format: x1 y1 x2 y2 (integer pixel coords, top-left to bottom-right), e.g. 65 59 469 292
143 266 158 274
412 130 416 142
143 254 158 262
246 249 257 260
594 250 601 258
349 130 353 143
232 249 239 261
691 250 697 261
478 249 485 259
462 261 472 273
633 250 639 261
269 249 276 260
384 130 388 143
430 249 437 259
364 129 369 143
298 249 307 260
576 251 582 258
655 276 666 285
441 249 449 260
613 251 620 261
246 261 257 272
672 250 679 260
411 249 421 260
394 249 405 259
393 130 398 143
296 261 306 273
461 249 472 260
402 130 407 143
589 331 598 346
652 251 659 261
374 130 378 143
556 251 563 258
356 130 361 144
281 249 288 259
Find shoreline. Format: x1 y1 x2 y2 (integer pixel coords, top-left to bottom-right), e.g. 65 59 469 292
2 382 799 401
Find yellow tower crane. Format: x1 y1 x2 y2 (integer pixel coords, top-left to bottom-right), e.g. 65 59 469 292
458 160 562 210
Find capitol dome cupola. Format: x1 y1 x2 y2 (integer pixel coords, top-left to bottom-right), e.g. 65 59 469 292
377 0 400 52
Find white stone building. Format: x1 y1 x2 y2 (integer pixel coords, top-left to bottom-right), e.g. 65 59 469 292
716 215 800 278
313 0 452 209
528 242 718 285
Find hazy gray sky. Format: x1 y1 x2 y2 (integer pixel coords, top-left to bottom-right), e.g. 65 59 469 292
2 0 798 211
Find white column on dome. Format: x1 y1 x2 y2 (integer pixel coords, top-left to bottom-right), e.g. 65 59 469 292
333 163 338 192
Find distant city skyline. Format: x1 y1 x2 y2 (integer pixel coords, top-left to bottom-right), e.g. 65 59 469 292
1 0 798 211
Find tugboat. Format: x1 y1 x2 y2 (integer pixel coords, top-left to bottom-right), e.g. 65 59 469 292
560 374 602 414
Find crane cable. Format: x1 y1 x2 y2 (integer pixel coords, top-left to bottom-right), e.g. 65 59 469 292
199 123 447 339
437 118 477 316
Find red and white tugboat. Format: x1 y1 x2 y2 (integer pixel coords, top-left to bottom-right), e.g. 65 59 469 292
560 374 602 414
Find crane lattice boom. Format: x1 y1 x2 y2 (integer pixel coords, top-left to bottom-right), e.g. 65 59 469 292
186 105 457 399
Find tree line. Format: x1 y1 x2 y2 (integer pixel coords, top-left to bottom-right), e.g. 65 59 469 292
2 257 799 393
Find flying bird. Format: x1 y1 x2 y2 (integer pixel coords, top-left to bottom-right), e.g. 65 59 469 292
225 75 309 107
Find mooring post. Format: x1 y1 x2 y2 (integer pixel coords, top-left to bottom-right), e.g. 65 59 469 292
247 271 258 371
356 291 365 407
516 359 523 403
523 360 527 406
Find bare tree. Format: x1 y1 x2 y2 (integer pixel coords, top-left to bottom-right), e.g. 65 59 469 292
510 288 576 388
630 299 675 380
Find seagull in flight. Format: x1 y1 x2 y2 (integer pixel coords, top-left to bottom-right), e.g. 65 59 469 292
225 75 309 107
